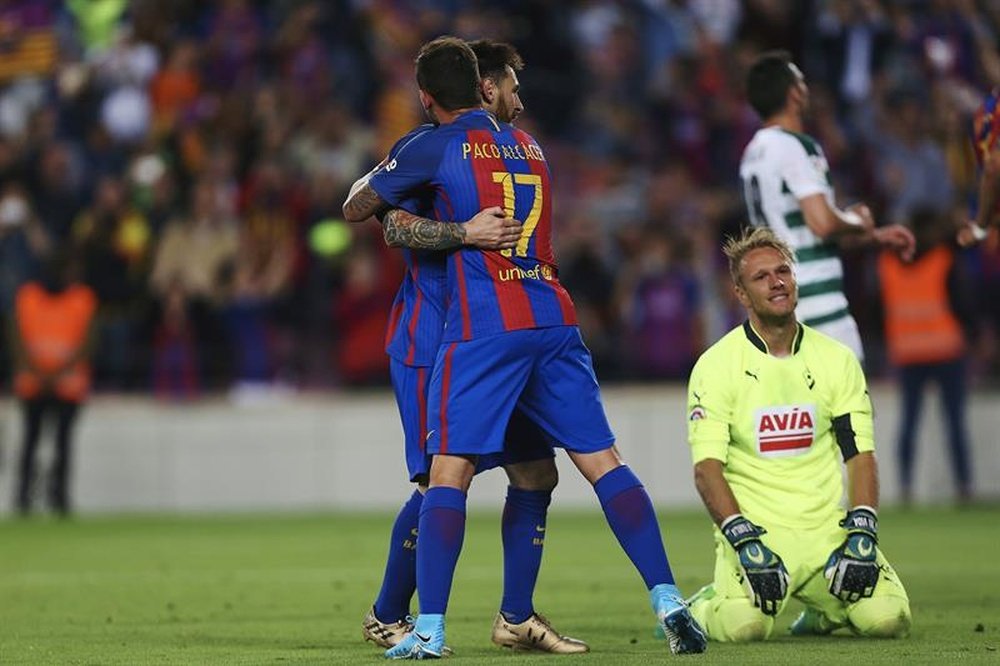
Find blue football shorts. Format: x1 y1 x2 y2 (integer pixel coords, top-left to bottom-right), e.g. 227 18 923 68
390 358 555 481
425 326 616 457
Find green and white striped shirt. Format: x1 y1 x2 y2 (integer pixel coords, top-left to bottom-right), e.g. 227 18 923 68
739 127 851 331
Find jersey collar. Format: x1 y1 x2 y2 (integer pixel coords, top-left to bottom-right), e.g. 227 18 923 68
457 108 501 131
742 320 804 356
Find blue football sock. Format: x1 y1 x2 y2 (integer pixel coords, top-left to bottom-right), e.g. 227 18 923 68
500 486 552 624
373 489 422 622
417 486 467 615
593 465 674 588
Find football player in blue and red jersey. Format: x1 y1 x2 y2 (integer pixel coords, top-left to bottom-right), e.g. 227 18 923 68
958 87 1000 246
354 41 588 654
344 36 707 659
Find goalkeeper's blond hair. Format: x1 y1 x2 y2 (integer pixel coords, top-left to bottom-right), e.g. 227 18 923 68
723 227 796 286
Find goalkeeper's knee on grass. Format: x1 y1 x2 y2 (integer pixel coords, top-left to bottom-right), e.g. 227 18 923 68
848 595 912 638
689 592 774 642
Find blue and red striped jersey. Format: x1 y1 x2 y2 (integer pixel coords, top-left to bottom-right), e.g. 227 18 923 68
369 109 576 342
973 88 1000 166
384 247 448 367
972 88 1000 219
379 124 450 367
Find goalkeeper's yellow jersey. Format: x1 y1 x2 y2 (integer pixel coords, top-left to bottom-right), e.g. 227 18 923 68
687 321 875 531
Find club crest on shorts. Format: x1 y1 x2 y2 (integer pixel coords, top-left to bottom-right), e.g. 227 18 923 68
754 404 816 457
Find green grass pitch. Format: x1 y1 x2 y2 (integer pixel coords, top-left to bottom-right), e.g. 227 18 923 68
1 505 998 664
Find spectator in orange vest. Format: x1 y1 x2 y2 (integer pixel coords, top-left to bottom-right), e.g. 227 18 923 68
878 209 975 505
10 250 97 516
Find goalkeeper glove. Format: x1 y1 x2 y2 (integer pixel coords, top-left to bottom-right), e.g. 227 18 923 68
824 506 880 603
721 514 789 616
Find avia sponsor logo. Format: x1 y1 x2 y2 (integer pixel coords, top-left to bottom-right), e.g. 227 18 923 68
497 263 555 282
754 404 816 457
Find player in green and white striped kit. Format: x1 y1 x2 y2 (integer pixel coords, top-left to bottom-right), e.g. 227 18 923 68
739 51 915 360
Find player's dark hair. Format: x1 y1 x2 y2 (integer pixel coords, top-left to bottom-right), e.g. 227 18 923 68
468 39 523 83
746 50 800 119
415 36 481 111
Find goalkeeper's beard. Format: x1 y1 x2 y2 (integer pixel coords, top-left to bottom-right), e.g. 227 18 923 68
757 309 796 329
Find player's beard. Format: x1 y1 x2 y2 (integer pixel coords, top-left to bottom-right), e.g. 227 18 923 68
496 97 515 124
793 86 810 120
757 310 796 329
753 292 797 328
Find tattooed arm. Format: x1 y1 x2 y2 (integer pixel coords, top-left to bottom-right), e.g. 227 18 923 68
382 206 521 251
342 165 521 250
382 208 467 250
342 182 390 223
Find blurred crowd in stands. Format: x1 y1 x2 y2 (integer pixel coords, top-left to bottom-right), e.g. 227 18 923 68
1 0 1000 397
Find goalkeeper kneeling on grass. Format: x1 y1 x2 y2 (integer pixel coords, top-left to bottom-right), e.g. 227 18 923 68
683 227 911 642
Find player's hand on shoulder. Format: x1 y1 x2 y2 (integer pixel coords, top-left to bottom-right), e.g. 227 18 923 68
463 206 522 250
873 224 916 262
824 507 880 603
722 515 789 616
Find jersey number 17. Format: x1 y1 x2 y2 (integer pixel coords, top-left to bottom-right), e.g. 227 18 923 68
492 171 542 257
